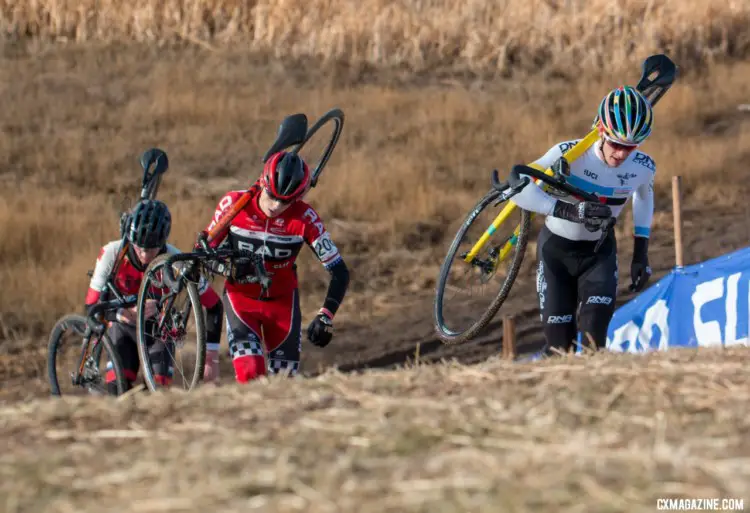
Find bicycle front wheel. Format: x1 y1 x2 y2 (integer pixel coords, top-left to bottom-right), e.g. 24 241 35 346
136 253 207 393
433 187 531 344
47 314 127 397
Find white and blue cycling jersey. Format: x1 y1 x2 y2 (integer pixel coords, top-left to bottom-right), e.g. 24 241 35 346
510 138 655 242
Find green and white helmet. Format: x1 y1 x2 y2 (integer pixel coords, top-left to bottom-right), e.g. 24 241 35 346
595 85 653 146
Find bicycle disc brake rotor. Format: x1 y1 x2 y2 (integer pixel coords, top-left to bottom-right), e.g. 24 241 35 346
83 358 99 378
158 309 188 348
77 355 104 391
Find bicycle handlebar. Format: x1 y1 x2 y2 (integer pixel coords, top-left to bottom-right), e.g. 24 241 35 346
85 297 137 332
505 164 600 202
88 297 137 318
161 247 271 293
492 163 616 252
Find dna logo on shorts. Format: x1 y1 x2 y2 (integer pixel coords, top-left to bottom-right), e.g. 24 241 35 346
586 295 613 305
547 314 573 324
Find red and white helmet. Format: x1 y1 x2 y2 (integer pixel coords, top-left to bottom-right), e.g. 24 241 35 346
260 151 311 203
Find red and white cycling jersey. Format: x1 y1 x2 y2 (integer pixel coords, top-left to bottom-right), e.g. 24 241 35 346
85 241 220 308
203 184 342 299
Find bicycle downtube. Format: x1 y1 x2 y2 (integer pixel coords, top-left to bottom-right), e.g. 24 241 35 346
496 218 531 261
109 239 130 286
75 335 93 378
159 191 252 293
463 129 600 264
205 191 253 245
463 199 518 262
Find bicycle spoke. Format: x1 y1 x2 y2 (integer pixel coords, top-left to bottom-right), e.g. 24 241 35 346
137 256 204 391
49 315 117 396
440 211 521 332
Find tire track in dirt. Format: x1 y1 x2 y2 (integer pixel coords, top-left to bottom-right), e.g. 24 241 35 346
303 271 665 375
312 198 750 374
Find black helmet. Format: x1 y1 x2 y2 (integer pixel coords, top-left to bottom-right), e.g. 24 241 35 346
260 151 311 203
127 199 171 249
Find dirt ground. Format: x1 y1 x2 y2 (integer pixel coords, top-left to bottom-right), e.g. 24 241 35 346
2 347 749 513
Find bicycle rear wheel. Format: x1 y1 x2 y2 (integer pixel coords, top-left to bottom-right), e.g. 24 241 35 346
47 314 127 396
433 187 531 344
136 253 206 392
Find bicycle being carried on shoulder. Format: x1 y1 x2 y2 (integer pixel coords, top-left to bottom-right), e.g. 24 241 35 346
47 148 170 397
433 54 679 344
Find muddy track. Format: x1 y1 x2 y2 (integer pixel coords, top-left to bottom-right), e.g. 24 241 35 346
307 198 750 375
302 275 656 376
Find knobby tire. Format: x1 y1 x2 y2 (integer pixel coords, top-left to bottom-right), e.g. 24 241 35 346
433 188 531 344
47 313 128 396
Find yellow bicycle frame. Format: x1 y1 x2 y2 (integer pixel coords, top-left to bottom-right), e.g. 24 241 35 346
463 128 601 263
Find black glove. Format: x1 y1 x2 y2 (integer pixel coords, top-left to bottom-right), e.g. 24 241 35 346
630 236 652 292
307 312 334 348
552 200 612 232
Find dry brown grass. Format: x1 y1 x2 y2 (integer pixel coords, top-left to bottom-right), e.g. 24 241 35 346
2 42 750 341
1 0 750 76
1 346 749 512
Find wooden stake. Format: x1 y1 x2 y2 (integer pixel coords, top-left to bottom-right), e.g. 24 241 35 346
502 315 516 360
672 175 684 267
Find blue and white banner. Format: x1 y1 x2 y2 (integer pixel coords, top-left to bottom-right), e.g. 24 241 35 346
606 245 750 352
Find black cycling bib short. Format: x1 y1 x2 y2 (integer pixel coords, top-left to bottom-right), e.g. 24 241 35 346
536 225 618 353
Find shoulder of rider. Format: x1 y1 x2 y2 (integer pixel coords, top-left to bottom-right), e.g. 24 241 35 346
532 139 583 170
101 240 124 258
628 149 657 173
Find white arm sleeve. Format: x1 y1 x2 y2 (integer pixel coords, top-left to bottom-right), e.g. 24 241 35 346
632 172 655 238
508 142 567 216
89 242 119 292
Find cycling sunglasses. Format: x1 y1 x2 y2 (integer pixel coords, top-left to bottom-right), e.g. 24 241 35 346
263 185 299 205
602 134 639 152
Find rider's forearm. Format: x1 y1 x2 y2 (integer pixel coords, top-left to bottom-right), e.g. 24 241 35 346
321 259 349 317
509 177 558 216
632 181 654 238
634 234 649 257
